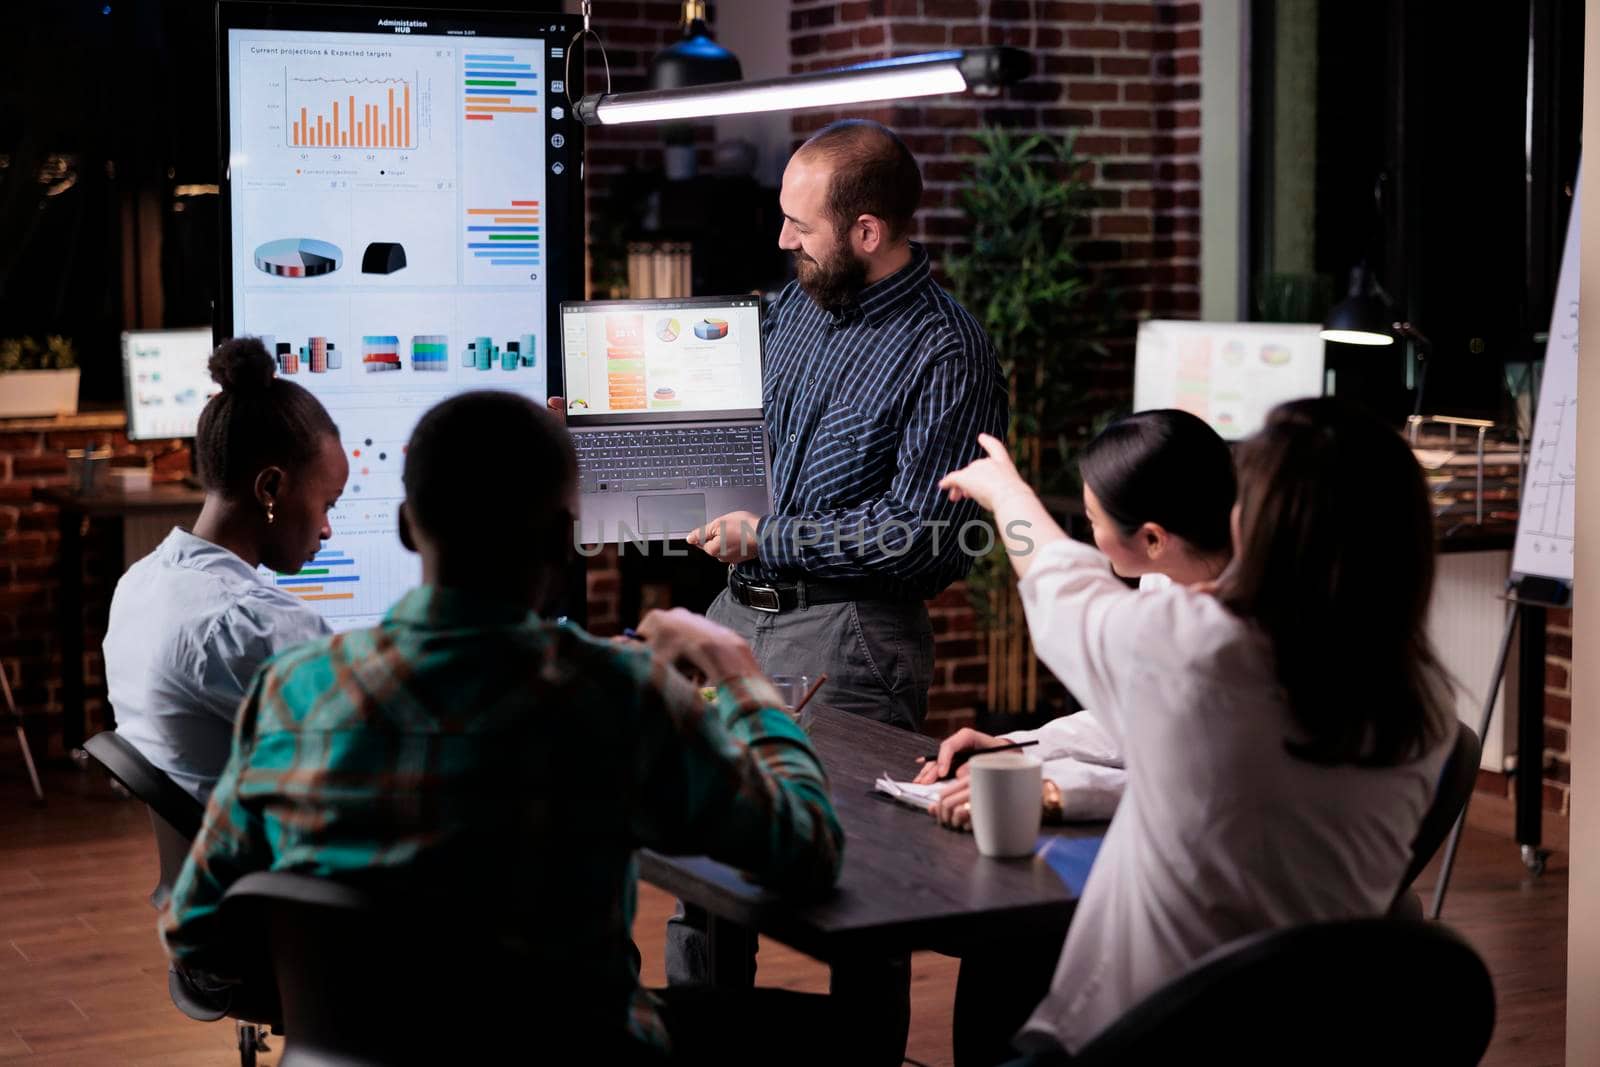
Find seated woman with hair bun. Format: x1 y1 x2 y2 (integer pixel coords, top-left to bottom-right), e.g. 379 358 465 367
104 336 348 803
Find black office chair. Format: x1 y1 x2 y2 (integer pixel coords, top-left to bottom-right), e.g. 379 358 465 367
1391 721 1481 918
82 731 278 1066
220 870 648 1066
1059 917 1495 1066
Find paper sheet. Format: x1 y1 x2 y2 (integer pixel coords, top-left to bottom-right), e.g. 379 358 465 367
874 773 946 812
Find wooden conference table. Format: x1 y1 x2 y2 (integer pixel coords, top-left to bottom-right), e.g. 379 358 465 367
639 705 1108 984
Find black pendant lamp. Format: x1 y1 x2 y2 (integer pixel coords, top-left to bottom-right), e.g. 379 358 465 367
648 1 742 93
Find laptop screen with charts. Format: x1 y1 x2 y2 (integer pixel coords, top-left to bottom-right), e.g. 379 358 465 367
559 296 771 542
559 296 764 422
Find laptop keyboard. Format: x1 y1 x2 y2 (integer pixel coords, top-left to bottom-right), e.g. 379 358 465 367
575 426 768 494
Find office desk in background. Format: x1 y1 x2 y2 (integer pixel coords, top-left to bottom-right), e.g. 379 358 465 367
33 483 204 751
640 705 1106 984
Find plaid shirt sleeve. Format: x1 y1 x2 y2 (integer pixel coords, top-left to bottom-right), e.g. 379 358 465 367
627 655 844 896
159 670 273 983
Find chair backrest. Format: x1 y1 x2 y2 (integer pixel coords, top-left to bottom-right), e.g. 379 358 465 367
1394 721 1482 905
1071 917 1495 1066
221 871 638 1066
83 731 206 908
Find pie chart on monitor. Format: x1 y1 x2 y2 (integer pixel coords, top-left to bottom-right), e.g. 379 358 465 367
254 238 343 278
656 317 681 342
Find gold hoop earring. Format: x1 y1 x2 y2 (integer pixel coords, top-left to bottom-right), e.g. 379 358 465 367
266 501 276 525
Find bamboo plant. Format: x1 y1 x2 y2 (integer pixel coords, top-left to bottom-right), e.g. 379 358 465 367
945 127 1108 719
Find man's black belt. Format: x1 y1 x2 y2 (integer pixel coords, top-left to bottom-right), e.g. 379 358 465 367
727 569 907 613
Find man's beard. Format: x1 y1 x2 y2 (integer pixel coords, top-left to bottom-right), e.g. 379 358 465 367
794 242 869 311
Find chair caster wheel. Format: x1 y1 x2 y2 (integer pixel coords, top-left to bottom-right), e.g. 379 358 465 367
1520 845 1550 876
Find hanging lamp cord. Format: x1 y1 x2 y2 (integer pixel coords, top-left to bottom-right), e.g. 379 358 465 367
567 0 611 110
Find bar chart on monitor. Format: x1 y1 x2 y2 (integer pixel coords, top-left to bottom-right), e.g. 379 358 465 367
238 41 455 186
461 46 546 287
289 75 418 149
267 499 421 628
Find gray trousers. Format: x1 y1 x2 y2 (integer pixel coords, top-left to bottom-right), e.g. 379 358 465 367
665 587 933 1066
704 587 935 729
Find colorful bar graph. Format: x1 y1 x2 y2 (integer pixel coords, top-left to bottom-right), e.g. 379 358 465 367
464 200 543 270
291 80 413 149
277 549 361 602
463 54 537 122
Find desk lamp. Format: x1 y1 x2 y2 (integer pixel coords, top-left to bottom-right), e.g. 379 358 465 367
1321 264 1433 417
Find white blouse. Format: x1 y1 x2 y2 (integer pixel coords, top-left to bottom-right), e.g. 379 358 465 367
998 573 1170 821
1012 537 1450 1053
104 528 330 803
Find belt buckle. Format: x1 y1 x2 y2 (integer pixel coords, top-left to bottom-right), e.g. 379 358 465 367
745 583 782 613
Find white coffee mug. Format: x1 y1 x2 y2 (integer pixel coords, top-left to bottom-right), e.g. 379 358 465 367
969 753 1043 859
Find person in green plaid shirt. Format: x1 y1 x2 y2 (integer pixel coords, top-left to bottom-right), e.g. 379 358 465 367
160 391 846 1062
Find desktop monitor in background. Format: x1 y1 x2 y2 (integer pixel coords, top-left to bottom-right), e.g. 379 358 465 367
121 328 219 441
1132 320 1326 441
217 3 585 631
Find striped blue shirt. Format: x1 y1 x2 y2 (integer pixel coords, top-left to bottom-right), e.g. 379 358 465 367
747 243 1008 599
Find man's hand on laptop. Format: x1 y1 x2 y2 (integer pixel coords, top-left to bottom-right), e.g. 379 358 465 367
636 607 761 685
687 511 763 564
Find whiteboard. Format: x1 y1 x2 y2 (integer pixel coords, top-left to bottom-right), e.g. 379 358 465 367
1133 320 1325 441
1512 168 1580 583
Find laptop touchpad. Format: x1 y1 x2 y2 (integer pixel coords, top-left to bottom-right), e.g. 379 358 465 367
638 494 707 537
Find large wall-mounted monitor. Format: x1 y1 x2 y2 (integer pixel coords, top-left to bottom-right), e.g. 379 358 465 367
218 2 584 629
121 328 219 441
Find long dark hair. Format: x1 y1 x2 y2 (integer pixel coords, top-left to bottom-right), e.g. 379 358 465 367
1217 398 1450 766
1078 409 1235 555
195 337 338 498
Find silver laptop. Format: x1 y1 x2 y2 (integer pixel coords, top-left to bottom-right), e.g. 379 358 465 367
560 296 772 543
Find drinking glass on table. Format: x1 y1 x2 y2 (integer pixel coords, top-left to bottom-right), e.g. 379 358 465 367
768 673 818 731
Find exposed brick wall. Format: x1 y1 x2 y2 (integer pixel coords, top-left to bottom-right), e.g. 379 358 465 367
1544 609 1572 812
926 586 984 729
788 0 1202 320
1469 606 1573 817
573 1 722 295
787 0 1202 733
585 544 624 637
0 419 189 757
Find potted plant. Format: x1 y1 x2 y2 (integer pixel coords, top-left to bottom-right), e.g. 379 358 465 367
0 335 79 418
945 128 1110 727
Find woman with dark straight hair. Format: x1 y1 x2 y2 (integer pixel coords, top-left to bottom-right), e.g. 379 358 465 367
1078 408 1234 587
918 408 1238 829
104 336 349 802
918 409 1237 1065
930 397 1453 1062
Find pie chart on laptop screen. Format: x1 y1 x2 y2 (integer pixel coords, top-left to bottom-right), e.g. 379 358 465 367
254 238 343 278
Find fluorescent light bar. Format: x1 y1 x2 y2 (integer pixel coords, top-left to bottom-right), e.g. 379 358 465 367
1319 328 1396 346
576 48 1031 126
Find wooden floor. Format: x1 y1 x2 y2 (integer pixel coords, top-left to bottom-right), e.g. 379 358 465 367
0 760 1568 1066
